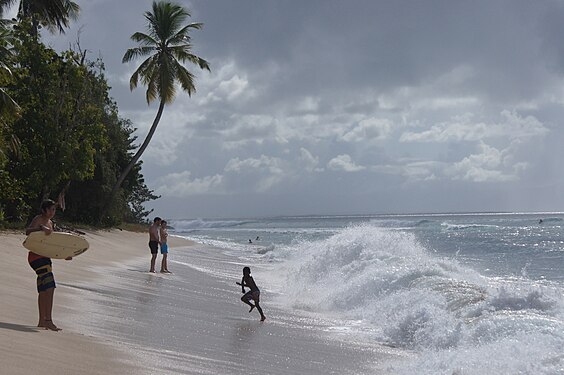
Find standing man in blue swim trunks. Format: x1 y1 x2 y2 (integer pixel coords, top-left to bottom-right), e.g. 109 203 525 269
159 220 171 273
148 217 161 273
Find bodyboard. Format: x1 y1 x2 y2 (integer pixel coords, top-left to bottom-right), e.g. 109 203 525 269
23 231 89 259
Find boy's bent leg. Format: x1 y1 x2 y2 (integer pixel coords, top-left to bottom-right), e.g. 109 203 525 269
241 293 255 311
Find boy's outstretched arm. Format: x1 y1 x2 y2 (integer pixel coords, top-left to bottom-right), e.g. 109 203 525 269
236 281 245 293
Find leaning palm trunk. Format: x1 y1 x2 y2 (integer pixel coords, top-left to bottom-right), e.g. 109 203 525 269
104 100 165 219
101 1 209 224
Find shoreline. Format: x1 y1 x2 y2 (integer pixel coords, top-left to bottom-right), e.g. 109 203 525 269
1 229 398 374
0 229 194 375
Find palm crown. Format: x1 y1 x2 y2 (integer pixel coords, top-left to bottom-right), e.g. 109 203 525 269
0 0 79 35
122 1 210 104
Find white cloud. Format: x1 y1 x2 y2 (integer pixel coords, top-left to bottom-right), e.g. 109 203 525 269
224 155 282 173
155 171 224 196
327 154 365 172
121 107 205 166
219 114 277 149
224 155 289 192
400 110 548 143
217 74 249 101
445 142 519 182
299 147 323 172
341 118 393 142
401 161 440 182
197 61 256 105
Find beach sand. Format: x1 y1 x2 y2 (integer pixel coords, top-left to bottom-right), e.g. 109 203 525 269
0 229 400 374
0 230 193 374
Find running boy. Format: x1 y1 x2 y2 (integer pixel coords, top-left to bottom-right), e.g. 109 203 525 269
26 199 72 331
237 266 266 321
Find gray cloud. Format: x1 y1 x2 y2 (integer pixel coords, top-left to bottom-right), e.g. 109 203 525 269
35 0 564 218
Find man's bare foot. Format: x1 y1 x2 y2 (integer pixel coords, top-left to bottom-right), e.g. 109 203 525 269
260 316 266 321
149 270 156 273
44 320 62 331
249 304 255 313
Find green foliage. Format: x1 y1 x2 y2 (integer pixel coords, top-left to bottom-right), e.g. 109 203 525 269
0 21 158 226
8 28 105 203
0 169 28 223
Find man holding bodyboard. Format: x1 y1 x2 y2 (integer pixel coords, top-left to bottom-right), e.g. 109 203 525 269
26 199 72 331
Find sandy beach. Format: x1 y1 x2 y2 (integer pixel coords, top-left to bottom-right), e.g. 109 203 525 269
0 230 192 375
0 229 399 374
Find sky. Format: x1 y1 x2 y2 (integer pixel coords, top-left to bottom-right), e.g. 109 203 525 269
15 0 564 218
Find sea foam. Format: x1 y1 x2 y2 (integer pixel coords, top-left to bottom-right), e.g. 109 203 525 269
274 224 564 374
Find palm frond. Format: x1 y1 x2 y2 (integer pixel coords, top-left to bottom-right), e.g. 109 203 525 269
0 86 19 115
169 46 210 71
27 0 80 34
129 54 156 90
151 1 189 39
168 23 204 45
123 46 156 63
130 31 157 46
173 62 196 96
158 55 176 103
124 1 210 104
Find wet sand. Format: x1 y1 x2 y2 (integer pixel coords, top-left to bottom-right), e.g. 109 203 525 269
0 229 400 374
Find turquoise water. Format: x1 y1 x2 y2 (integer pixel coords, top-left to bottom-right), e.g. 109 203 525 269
169 212 564 374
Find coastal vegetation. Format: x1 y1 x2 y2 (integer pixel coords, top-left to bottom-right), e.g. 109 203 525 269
0 1 205 228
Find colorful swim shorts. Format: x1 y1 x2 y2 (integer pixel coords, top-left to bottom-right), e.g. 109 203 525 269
29 257 56 292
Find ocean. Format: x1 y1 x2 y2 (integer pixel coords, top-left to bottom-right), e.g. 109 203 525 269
167 212 564 374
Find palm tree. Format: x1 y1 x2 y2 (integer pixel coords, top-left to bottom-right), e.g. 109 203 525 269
109 0 210 206
0 0 79 37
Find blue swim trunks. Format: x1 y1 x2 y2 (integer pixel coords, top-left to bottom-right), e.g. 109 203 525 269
160 243 168 254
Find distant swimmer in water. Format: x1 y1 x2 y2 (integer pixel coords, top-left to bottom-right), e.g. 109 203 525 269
237 266 266 321
539 219 544 224
248 239 253 244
